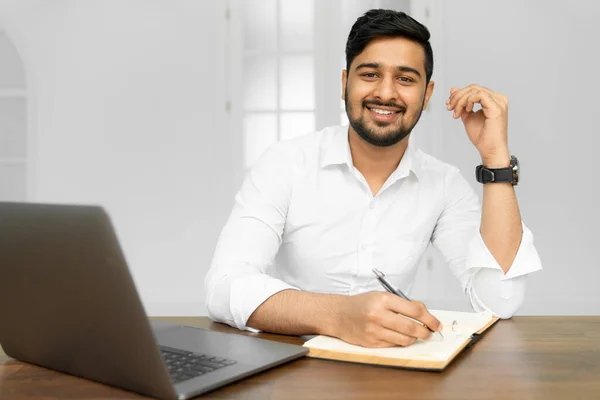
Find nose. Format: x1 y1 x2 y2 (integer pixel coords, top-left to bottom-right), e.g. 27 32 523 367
372 75 398 104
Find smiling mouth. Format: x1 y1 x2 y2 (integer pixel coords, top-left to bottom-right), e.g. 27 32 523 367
365 105 403 122
368 107 398 115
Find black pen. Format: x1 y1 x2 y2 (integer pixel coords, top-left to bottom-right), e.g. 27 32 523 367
372 268 444 340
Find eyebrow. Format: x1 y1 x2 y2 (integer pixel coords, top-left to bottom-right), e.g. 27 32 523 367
354 62 422 78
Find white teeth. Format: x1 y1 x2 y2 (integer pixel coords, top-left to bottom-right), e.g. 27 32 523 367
372 108 395 115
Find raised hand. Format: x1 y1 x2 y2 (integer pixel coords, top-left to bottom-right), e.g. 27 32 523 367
446 84 510 167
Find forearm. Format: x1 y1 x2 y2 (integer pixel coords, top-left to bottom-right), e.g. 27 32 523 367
246 289 346 336
480 154 522 273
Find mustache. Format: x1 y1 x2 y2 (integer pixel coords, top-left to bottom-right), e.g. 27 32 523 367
362 101 406 113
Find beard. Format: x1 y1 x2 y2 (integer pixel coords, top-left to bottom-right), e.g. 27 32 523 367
344 88 425 147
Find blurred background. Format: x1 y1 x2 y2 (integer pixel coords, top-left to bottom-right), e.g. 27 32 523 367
0 0 597 316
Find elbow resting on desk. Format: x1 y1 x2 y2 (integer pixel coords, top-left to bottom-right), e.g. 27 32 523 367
204 268 239 328
470 268 527 319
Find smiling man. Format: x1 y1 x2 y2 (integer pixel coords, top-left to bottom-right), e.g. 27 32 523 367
205 9 542 348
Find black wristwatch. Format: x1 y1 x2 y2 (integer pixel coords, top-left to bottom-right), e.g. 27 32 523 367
475 155 519 185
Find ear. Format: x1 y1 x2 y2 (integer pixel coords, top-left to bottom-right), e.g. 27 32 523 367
422 80 435 110
341 69 348 100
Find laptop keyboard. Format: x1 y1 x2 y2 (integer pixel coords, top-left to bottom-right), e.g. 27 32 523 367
160 345 237 384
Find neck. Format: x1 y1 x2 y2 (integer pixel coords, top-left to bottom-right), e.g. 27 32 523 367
347 126 409 182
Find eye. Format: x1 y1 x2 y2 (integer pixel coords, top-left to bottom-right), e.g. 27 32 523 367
398 76 414 83
362 72 378 79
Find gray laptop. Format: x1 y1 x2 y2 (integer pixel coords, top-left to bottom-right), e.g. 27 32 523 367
0 202 308 399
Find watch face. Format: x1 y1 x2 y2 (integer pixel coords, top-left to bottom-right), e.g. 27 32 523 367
510 155 519 185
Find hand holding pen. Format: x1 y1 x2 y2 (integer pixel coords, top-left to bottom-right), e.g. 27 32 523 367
329 275 443 348
373 268 444 341
330 292 441 348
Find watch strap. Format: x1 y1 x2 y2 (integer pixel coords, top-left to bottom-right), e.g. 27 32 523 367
476 165 514 184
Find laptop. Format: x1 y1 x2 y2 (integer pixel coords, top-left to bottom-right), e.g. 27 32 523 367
0 202 308 399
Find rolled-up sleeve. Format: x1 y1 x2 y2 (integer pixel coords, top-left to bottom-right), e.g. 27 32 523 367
432 167 543 319
204 142 300 331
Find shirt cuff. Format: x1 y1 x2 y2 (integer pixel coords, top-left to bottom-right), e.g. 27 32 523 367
466 222 543 280
229 274 299 332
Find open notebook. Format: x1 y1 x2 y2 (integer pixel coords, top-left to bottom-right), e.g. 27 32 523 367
303 309 499 371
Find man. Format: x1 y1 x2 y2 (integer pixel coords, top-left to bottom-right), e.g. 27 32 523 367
205 9 542 348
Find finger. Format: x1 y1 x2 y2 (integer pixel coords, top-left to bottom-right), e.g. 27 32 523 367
465 92 478 112
460 89 502 119
477 90 502 113
445 87 460 105
378 309 432 340
388 298 442 333
448 84 480 109
397 314 434 340
469 90 504 119
448 86 476 112
375 325 418 347
464 85 507 108
446 86 461 106
461 91 485 118
452 89 476 119
470 85 496 98
448 84 503 109
450 88 477 118
446 86 465 109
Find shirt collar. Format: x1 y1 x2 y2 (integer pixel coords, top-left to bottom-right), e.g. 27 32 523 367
391 139 422 181
319 126 352 168
319 126 423 180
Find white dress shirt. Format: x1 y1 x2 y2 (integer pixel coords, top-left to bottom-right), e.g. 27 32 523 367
205 126 543 331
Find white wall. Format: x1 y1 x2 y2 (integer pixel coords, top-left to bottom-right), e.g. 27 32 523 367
0 0 233 315
1 0 598 317
414 0 600 315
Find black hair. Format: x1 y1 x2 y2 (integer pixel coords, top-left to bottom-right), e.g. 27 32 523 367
345 9 433 84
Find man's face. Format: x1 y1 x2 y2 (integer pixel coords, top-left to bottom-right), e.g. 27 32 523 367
342 37 434 147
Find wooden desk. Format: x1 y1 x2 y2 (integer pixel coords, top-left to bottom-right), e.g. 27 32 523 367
1 316 599 399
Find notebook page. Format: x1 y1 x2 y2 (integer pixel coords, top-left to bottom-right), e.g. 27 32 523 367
304 309 494 362
432 309 495 338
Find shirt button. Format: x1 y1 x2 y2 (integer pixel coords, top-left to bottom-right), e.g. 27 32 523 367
360 244 368 251
369 202 375 210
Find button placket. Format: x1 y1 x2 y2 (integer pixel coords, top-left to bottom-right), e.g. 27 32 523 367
357 201 377 278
